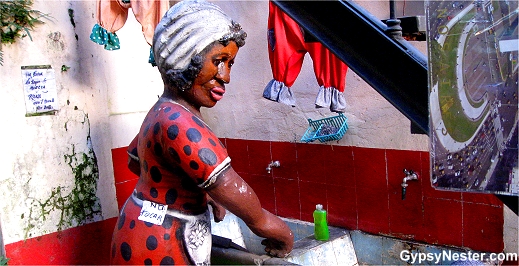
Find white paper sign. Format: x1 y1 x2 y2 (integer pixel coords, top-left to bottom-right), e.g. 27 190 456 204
138 200 168 225
21 65 59 115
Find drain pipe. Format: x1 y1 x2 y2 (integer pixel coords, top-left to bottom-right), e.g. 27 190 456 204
211 235 299 265
211 246 300 265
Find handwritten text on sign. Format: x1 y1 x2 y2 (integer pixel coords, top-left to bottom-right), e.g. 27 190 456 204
21 66 58 115
138 200 168 225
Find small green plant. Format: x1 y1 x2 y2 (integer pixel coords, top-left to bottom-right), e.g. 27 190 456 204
0 0 47 65
0 256 9 265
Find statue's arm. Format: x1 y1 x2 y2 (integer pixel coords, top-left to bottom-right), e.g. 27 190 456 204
206 167 294 257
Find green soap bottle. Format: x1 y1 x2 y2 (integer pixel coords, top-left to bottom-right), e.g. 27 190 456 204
313 204 329 241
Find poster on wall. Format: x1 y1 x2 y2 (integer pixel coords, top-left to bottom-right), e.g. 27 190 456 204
427 0 518 195
21 65 59 116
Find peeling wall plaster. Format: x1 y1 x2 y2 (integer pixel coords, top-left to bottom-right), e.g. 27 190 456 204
0 0 117 244
2 107 103 242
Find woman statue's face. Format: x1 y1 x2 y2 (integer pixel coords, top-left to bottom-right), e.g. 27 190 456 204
183 41 239 109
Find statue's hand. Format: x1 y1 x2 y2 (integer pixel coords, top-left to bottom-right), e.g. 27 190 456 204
261 238 292 258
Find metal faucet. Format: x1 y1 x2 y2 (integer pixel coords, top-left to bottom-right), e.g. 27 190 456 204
266 161 280 174
401 169 418 200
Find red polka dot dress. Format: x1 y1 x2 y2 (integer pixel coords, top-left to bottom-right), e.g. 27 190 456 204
111 99 231 265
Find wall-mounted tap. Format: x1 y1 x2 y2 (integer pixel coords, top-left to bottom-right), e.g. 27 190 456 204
401 169 418 200
266 161 280 174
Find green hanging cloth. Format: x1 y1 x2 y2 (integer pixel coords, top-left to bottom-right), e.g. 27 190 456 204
89 24 121 51
148 47 156 66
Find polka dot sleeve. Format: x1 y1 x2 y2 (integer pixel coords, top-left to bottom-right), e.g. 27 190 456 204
158 105 230 189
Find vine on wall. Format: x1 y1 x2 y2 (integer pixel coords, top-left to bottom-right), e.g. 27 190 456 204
23 114 103 239
0 0 46 65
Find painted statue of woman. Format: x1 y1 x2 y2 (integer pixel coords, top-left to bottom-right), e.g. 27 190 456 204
110 0 294 264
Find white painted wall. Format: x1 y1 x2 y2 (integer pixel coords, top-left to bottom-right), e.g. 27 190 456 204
207 1 430 150
0 0 162 243
0 0 514 254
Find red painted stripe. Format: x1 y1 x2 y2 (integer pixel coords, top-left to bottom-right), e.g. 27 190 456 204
5 218 117 265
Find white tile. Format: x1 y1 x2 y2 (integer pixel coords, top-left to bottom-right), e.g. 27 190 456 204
332 235 358 266
287 248 318 265
312 242 338 265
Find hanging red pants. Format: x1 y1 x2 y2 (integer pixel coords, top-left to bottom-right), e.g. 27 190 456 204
263 1 349 112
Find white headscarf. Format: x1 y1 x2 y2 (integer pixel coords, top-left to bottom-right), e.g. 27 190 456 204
153 0 237 73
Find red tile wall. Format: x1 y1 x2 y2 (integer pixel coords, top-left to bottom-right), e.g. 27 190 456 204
109 139 505 253
222 139 504 253
112 146 139 209
5 218 117 265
